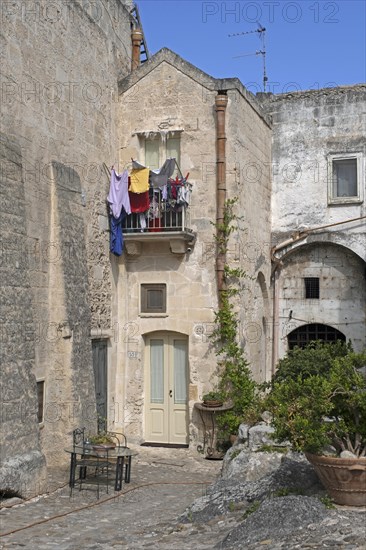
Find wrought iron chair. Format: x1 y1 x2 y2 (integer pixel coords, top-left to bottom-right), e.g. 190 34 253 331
70 428 111 499
106 432 133 483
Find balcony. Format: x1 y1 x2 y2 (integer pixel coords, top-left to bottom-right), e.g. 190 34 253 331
122 191 196 256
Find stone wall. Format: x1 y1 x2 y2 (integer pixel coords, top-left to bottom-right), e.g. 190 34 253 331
1 0 134 493
225 89 272 381
277 243 366 356
0 135 48 497
260 85 366 259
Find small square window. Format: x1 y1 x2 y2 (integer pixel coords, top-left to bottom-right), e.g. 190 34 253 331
37 381 45 423
141 284 166 313
328 153 363 204
304 278 319 299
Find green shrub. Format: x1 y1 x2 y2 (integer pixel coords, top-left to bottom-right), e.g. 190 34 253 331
268 342 366 456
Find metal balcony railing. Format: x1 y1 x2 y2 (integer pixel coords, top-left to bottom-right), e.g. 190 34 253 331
123 187 192 235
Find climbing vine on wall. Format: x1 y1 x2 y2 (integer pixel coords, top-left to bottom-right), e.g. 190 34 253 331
211 198 257 437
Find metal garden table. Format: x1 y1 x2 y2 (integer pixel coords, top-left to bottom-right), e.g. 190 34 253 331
65 445 138 494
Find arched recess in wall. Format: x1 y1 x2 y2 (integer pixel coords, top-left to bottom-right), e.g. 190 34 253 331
276 241 366 357
287 323 346 350
277 234 366 266
142 330 189 446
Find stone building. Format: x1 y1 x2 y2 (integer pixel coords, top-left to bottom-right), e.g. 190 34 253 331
259 87 366 368
1 0 365 497
1 0 137 497
115 48 272 445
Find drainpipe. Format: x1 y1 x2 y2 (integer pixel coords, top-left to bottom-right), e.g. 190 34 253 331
131 28 143 71
271 269 280 375
215 92 228 305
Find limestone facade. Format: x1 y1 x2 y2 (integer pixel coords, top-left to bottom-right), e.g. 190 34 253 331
1 0 365 496
1 0 134 496
115 49 272 444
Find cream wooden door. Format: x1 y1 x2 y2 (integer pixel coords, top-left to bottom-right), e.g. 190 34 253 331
145 333 188 445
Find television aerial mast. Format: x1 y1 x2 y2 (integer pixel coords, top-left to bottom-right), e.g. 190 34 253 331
228 23 268 92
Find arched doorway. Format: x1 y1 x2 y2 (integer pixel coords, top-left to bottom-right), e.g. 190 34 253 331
287 324 346 350
144 331 189 445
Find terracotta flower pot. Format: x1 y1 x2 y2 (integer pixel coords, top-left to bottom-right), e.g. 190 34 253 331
305 453 366 506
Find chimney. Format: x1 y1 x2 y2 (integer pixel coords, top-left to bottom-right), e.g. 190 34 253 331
131 28 143 71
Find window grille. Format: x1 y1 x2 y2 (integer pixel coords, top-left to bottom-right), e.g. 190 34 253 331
288 324 346 350
304 277 320 299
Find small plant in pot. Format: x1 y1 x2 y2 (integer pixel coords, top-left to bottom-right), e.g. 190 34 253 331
88 432 116 449
202 390 225 408
267 341 366 506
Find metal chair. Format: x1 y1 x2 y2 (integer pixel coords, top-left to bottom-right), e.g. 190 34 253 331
106 432 132 483
70 428 111 499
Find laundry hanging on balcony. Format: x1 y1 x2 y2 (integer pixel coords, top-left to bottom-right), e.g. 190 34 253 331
129 166 149 193
132 158 176 187
107 159 193 251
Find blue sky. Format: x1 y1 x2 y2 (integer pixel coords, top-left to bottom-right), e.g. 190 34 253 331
137 0 366 94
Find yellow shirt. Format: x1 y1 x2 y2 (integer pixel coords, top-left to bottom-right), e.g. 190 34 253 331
130 168 150 193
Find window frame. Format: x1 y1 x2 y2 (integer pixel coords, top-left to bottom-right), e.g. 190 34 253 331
144 132 181 176
327 152 363 205
141 283 167 314
36 379 45 425
304 277 320 299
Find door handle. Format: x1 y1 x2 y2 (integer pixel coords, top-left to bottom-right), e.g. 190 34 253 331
169 390 173 398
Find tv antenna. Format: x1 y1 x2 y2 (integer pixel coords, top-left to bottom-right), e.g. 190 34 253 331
229 23 268 92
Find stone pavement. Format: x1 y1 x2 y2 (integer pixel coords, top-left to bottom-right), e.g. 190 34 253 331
1 446 365 549
0 445 222 549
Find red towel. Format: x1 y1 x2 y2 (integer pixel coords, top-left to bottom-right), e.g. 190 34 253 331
129 190 150 213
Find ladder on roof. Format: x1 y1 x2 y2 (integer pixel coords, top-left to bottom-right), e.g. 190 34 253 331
130 3 150 64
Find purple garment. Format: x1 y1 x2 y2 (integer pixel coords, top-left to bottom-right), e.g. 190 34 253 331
107 169 131 218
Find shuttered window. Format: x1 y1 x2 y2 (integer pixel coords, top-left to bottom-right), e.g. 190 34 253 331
141 284 167 313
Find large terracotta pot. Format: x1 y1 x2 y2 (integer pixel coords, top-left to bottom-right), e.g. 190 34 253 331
305 453 366 506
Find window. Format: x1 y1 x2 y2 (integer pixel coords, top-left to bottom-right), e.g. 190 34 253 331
141 284 166 313
328 153 363 204
304 277 319 299
145 134 181 177
288 324 346 350
36 380 45 423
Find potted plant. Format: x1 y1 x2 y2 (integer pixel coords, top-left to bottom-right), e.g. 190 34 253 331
202 390 225 408
88 432 116 450
267 341 366 506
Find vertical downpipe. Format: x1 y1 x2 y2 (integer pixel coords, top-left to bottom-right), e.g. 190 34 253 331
131 28 143 72
271 268 280 375
215 92 228 306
